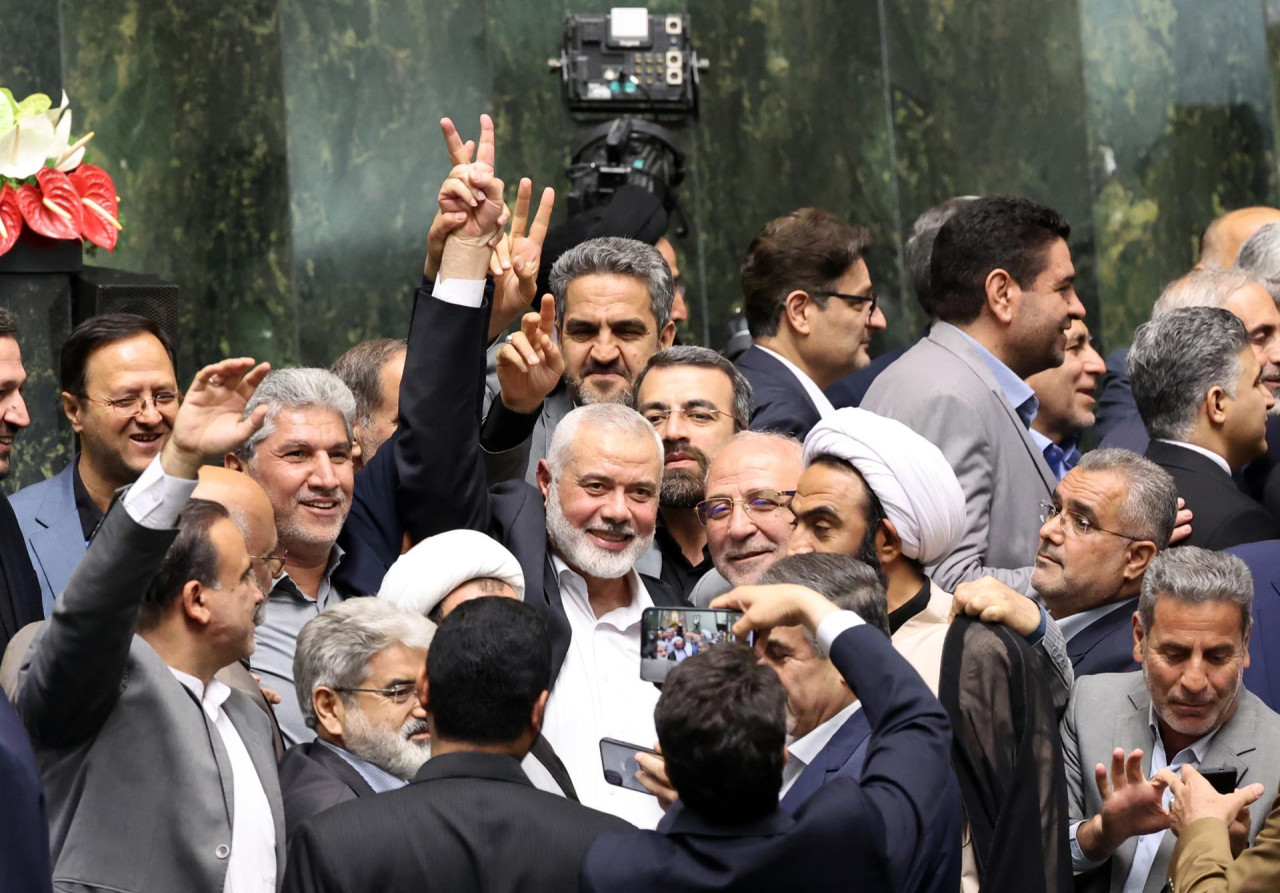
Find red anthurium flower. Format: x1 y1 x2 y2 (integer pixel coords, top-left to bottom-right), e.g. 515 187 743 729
0 185 22 257
68 163 120 251
17 168 83 241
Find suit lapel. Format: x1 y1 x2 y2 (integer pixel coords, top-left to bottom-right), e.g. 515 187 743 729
779 709 871 813
1068 600 1137 665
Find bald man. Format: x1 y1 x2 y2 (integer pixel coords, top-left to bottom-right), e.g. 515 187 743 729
1199 206 1280 269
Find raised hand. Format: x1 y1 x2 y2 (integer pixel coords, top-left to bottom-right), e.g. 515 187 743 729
950 577 1042 636
436 115 505 240
489 177 556 340
161 358 271 479
1077 748 1171 861
496 295 565 414
423 118 479 280
710 583 840 638
1157 764 1265 838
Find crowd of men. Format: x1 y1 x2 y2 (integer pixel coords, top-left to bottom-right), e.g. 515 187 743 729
5 112 1280 892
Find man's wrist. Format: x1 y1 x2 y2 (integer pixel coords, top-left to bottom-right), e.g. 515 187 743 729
440 233 496 281
1078 814 1119 862
158 443 202 480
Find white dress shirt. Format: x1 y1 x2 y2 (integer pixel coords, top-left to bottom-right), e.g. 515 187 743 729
124 457 278 893
755 345 836 418
779 699 862 798
538 555 665 828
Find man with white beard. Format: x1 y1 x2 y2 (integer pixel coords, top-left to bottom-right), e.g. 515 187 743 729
280 598 436 839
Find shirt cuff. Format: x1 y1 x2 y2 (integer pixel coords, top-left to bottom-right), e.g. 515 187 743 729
1025 602 1048 646
432 274 486 308
121 456 199 529
815 610 866 657
1069 820 1107 872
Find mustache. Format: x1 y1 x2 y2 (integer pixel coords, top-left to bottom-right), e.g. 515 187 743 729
581 358 630 379
402 718 429 740
588 520 638 538
663 439 708 464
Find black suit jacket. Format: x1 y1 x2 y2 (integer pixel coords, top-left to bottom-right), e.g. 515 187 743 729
393 284 687 682
1067 598 1141 678
0 686 51 893
283 751 630 893
735 345 822 439
1229 540 1280 714
581 622 953 892
0 491 42 654
1145 440 1280 550
278 741 375 842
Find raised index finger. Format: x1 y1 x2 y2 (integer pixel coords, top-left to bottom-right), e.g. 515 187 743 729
439 118 472 167
528 186 555 248
510 178 532 237
476 113 495 170
538 294 557 337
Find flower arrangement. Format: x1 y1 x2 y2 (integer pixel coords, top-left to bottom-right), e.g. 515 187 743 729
0 89 120 257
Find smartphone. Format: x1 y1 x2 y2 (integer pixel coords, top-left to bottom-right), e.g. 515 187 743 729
600 737 661 795
640 607 750 683
1200 766 1240 795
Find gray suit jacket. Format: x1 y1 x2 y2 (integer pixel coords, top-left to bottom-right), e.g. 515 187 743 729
17 499 287 893
861 323 1055 593
10 462 84 614
1062 672 1280 893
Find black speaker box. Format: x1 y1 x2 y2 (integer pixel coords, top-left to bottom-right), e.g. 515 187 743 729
71 266 180 347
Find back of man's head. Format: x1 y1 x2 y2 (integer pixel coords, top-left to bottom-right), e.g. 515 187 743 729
1152 268 1264 318
138 499 232 631
426 597 551 747
1235 223 1280 301
655 642 786 825
929 195 1070 325
740 207 872 339
1199 207 1280 270
759 552 891 635
905 196 980 317
1129 305 1249 441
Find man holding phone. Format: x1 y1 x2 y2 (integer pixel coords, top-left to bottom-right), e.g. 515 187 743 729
1063 547 1280 893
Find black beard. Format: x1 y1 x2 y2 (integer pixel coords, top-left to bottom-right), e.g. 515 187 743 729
661 469 705 508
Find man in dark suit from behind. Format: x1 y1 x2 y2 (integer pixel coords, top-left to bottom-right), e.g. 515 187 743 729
284 597 631 893
582 579 952 892
735 207 888 439
1130 306 1280 549
279 597 435 839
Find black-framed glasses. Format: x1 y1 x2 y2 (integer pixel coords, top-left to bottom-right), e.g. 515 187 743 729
696 489 796 527
641 405 741 430
80 391 182 417
250 551 288 578
1038 502 1138 541
333 684 418 705
816 291 878 318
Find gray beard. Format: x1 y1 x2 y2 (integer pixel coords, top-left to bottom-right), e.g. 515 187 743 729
545 482 653 579
342 707 431 781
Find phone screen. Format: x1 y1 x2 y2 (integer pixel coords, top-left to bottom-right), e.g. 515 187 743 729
640 607 748 683
1200 767 1240 795
600 737 660 795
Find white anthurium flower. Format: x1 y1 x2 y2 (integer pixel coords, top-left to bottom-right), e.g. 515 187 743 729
43 92 93 172
0 113 57 179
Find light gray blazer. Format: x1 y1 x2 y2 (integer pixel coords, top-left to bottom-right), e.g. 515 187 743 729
17 499 286 893
861 323 1056 594
1061 672 1280 893
10 461 85 614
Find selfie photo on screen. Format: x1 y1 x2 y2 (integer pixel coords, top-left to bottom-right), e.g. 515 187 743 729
640 608 746 683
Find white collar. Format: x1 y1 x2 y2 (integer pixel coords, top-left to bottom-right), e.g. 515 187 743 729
754 345 836 418
551 553 653 629
786 699 861 768
168 666 233 722
1157 439 1232 476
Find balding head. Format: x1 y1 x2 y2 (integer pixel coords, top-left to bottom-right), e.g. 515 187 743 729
194 466 280 596
1199 207 1280 269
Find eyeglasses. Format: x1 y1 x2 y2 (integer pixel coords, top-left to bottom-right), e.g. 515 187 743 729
641 405 740 429
250 551 288 578
1038 502 1138 541
816 291 878 318
696 489 795 527
81 391 182 417
333 684 418 705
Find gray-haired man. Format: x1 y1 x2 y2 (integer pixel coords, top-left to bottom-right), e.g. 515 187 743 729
1062 547 1280 893
279 598 435 839
225 367 361 745
481 236 677 485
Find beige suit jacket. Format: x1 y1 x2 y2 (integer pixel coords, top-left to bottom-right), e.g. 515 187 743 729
1170 793 1280 893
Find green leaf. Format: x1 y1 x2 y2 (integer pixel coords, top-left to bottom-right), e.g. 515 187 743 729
15 93 51 119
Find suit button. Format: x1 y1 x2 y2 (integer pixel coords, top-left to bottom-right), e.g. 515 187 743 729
215 844 230 860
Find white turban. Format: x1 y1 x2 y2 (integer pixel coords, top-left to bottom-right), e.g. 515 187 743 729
802 408 966 567
378 529 525 618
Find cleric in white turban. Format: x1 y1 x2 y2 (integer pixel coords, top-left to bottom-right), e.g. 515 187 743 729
378 529 526 622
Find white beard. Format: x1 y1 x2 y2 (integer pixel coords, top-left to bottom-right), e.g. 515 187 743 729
545 482 653 580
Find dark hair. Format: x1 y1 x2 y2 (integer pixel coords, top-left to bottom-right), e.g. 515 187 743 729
929 195 1071 325
633 345 754 430
740 208 873 338
905 196 980 316
427 597 552 745
138 499 230 630
655 642 786 824
0 308 17 338
759 553 890 636
60 313 176 396
330 337 407 429
808 455 889 581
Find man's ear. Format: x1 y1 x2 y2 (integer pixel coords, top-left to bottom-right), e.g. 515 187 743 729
658 320 676 350
182 580 213 626
1131 612 1146 665
530 689 550 736
877 518 903 567
313 686 346 739
1205 385 1229 426
984 268 1016 325
536 459 554 502
782 290 813 336
224 453 246 473
1121 541 1158 584
61 391 85 434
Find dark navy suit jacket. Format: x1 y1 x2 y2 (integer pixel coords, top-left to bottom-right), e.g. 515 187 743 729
1228 540 1280 714
581 622 953 892
1066 598 1141 678
0 686 51 893
735 345 822 440
778 709 871 814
